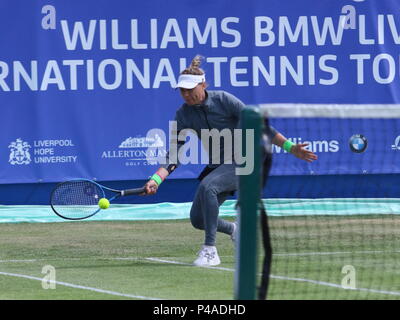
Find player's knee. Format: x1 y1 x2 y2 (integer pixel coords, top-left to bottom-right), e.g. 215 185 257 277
190 215 204 230
197 181 208 194
198 181 218 197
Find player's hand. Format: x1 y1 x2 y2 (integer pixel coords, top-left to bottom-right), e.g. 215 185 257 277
142 179 159 195
291 143 318 162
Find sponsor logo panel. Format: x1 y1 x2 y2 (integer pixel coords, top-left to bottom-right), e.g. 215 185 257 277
8 138 78 165
101 135 167 167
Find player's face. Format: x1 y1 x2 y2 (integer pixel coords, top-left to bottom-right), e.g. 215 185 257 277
180 83 206 106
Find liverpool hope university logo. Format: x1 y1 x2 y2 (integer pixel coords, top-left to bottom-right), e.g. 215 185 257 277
8 138 32 165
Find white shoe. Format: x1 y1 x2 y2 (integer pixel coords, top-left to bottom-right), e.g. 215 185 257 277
231 221 238 243
193 245 221 266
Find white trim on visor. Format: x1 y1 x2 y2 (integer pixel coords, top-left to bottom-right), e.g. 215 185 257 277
175 74 206 89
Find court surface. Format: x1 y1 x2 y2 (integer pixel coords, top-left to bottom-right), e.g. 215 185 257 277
0 215 399 300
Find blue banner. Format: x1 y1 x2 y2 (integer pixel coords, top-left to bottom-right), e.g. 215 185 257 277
1 0 400 184
269 117 400 176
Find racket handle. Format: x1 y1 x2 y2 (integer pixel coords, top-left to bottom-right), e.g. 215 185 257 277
121 187 146 196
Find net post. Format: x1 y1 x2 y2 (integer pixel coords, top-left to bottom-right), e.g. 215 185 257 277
234 106 262 300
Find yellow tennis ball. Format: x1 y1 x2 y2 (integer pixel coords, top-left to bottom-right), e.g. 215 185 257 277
98 198 110 209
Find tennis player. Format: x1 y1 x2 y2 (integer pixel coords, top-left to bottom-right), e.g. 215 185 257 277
143 55 317 266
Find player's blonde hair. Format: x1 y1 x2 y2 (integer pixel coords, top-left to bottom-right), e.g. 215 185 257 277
181 55 205 76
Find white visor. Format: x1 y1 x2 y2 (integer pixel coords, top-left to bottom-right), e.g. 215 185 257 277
175 74 206 89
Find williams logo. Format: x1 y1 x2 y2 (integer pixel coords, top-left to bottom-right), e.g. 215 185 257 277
8 138 32 165
349 134 368 153
272 137 339 153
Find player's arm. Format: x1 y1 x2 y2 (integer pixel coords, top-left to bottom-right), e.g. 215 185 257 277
143 165 177 195
272 133 318 162
143 112 187 195
143 148 182 195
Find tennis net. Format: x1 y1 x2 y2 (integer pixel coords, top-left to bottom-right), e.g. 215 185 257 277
236 104 400 300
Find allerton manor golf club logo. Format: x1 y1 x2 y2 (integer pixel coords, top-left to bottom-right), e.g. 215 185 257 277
8 138 32 165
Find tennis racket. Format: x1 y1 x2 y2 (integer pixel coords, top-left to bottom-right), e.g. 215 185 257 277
50 179 145 220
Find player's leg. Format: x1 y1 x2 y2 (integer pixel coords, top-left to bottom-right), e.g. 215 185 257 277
200 164 236 244
190 190 234 233
191 163 237 266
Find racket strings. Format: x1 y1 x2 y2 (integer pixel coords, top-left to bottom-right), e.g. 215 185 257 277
51 180 104 220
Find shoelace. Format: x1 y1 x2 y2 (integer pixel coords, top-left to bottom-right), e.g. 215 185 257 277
198 249 216 261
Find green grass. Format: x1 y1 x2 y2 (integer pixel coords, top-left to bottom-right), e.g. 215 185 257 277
0 216 399 300
267 215 400 300
0 220 236 300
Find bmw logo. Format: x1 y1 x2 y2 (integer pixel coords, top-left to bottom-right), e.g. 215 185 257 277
349 134 368 153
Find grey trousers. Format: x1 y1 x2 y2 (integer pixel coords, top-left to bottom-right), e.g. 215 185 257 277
190 163 237 246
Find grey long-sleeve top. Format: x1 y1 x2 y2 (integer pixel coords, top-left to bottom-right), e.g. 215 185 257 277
160 90 278 171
